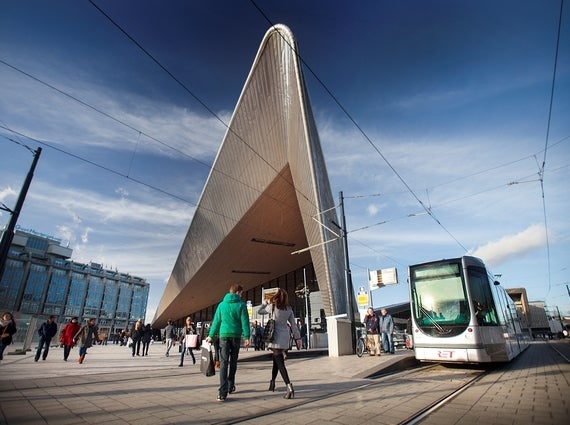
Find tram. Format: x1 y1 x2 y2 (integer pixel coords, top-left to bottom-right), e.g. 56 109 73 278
408 256 529 363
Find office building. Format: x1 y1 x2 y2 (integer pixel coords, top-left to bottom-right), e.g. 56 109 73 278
0 226 149 344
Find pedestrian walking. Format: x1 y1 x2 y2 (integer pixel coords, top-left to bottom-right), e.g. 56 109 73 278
380 308 395 354
252 321 263 351
130 319 143 357
34 315 58 362
298 319 308 349
60 317 80 361
163 319 176 357
258 288 301 399
0 312 17 361
206 284 250 402
178 317 197 367
141 323 152 356
74 318 99 364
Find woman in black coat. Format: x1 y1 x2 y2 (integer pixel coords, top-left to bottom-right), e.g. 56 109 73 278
131 319 144 357
141 324 152 356
0 312 17 361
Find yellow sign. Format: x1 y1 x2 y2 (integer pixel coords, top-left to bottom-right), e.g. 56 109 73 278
357 291 369 308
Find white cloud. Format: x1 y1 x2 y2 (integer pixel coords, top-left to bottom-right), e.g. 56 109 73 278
0 186 17 202
0 68 226 161
366 204 379 216
470 224 548 268
115 187 129 198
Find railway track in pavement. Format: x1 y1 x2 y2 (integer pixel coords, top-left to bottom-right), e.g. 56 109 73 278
218 362 491 425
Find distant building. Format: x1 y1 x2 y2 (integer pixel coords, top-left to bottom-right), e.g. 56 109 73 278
506 288 558 337
0 226 149 344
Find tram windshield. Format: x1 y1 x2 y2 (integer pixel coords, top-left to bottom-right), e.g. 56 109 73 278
410 262 470 336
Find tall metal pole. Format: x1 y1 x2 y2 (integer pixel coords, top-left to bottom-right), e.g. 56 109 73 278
339 191 356 353
0 147 42 279
303 267 310 349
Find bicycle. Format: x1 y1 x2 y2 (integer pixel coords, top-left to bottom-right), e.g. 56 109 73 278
356 329 369 357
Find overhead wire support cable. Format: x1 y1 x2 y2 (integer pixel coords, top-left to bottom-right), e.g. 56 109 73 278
0 59 307 221
540 0 564 296
250 0 468 253
0 126 195 206
87 0 315 207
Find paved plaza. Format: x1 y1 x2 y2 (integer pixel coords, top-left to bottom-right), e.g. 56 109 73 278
0 340 568 424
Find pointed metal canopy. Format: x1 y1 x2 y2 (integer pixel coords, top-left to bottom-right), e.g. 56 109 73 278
153 24 347 328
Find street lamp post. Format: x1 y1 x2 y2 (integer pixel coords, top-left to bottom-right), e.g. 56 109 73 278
303 268 310 349
338 191 356 354
0 147 42 280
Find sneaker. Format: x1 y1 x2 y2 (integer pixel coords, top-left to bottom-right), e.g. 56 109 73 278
228 385 236 394
216 395 226 402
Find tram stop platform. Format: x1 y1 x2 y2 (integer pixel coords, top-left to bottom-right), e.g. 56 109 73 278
0 339 568 424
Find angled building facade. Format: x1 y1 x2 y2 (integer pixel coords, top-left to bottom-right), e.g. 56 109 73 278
153 25 352 328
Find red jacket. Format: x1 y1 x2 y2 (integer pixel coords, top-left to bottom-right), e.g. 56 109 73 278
60 321 81 346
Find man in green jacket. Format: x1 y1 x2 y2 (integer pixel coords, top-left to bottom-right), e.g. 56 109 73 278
207 284 250 402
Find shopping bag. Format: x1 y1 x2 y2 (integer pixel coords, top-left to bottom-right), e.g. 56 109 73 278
200 341 215 377
185 334 198 348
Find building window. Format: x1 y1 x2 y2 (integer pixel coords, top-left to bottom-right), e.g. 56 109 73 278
20 264 48 314
26 237 48 252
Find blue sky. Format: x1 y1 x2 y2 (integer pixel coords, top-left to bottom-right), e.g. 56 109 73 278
1 1 569 323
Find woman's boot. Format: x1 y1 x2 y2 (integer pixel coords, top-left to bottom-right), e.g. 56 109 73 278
268 380 275 392
284 383 294 399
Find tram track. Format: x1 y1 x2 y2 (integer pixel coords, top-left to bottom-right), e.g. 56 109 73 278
396 368 488 425
220 363 490 425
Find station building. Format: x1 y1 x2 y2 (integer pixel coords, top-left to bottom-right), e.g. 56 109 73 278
0 226 149 345
152 24 358 339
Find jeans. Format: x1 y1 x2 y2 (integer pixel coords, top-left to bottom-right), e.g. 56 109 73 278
179 342 195 365
381 332 394 353
218 337 241 397
35 337 52 361
0 342 8 360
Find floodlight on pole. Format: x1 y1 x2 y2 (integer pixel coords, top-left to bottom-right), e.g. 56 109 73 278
0 147 42 280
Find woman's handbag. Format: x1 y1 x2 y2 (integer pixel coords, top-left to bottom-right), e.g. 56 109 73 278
262 306 276 343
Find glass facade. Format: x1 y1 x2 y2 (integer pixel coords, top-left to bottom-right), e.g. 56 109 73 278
189 265 321 330
0 228 149 344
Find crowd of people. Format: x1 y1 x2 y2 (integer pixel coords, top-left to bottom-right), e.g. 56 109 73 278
2 291 398 403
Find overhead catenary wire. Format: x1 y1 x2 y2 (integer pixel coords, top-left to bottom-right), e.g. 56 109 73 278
1 2 565 280
250 0 469 252
539 0 565 296
87 0 315 210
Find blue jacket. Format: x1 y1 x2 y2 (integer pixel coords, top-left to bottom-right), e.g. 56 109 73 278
380 313 394 334
39 321 58 340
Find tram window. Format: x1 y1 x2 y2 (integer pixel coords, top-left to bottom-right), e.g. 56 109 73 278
467 267 498 326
